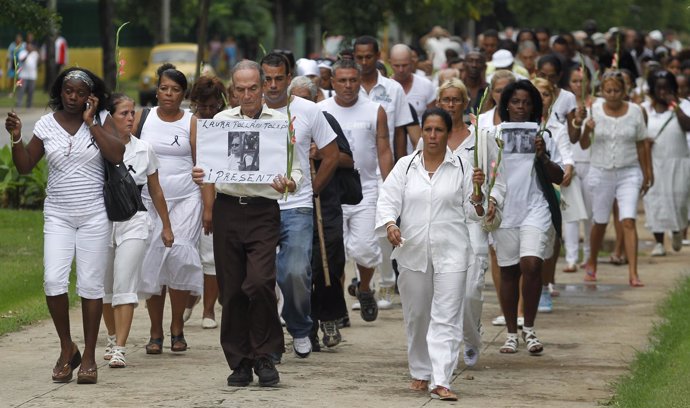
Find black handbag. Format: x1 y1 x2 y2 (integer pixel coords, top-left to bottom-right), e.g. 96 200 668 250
337 167 363 205
103 160 143 222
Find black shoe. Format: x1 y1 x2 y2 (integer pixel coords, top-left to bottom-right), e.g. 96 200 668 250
309 333 322 352
337 314 351 329
321 320 342 347
254 356 280 387
356 288 378 322
227 359 253 387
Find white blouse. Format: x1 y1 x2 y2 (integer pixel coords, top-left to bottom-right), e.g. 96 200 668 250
589 102 647 169
375 149 480 273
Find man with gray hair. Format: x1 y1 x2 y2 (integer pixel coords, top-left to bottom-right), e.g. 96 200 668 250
318 58 393 323
196 59 297 388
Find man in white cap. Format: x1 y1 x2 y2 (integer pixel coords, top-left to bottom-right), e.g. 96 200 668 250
296 58 325 101
317 58 335 100
486 49 528 82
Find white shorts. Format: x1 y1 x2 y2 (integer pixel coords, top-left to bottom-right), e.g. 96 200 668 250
43 210 112 299
587 166 642 224
342 203 382 268
493 225 555 267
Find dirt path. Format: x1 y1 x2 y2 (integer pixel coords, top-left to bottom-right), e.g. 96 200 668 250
1 228 688 407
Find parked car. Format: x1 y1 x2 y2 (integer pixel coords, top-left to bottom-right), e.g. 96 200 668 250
138 43 214 106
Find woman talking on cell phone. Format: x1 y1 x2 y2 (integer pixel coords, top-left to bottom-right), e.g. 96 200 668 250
5 67 124 384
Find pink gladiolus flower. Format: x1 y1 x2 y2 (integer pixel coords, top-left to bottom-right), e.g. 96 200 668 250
16 66 22 74
669 101 678 111
119 58 126 67
16 79 23 87
469 113 477 126
290 135 296 144
490 160 496 168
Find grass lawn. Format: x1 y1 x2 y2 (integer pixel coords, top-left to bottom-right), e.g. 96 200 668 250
0 209 77 335
609 275 690 407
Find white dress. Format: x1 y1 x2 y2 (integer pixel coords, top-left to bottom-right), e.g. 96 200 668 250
642 101 690 232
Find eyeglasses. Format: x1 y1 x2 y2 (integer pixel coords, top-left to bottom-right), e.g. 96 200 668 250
439 97 464 105
231 143 240 147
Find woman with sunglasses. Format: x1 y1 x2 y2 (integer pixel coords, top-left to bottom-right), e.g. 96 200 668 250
5 68 123 384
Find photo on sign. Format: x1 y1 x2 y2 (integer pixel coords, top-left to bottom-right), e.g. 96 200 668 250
228 131 260 171
500 123 538 154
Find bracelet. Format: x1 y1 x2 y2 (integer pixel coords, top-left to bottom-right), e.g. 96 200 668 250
11 134 22 145
571 118 582 129
469 196 484 207
488 196 498 205
386 223 399 233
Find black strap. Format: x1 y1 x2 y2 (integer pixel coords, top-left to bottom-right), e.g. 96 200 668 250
135 107 151 138
405 151 464 175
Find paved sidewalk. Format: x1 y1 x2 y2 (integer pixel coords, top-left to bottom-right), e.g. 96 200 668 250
1 230 688 407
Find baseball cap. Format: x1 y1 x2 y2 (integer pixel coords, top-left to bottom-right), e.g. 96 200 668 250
491 49 514 69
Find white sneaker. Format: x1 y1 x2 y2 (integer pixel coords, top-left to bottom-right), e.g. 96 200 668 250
464 346 479 367
202 317 217 329
672 232 682 252
293 336 312 358
351 302 361 310
376 286 394 309
491 315 506 326
651 243 666 257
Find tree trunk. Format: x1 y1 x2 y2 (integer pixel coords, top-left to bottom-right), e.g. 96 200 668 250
43 0 57 91
196 0 210 81
99 0 116 90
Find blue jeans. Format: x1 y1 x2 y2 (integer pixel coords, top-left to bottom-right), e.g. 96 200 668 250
276 207 314 338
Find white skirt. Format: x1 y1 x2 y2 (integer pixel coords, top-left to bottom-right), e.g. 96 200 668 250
139 194 203 296
643 157 690 232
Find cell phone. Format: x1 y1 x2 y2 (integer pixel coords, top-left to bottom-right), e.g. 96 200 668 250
85 102 91 111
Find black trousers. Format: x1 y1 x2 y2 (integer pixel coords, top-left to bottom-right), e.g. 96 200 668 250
310 204 347 323
213 194 285 370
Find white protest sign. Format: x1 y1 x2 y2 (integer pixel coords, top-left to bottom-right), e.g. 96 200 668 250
197 119 289 184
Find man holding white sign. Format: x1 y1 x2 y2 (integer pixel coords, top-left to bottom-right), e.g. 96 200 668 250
195 60 300 388
318 58 393 323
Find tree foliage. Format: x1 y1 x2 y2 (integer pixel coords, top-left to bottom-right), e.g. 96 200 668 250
506 0 690 33
0 0 61 38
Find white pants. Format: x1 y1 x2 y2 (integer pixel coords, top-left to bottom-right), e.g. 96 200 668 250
398 263 466 389
377 236 396 288
462 255 487 351
342 203 381 268
564 162 592 265
587 166 642 224
104 239 147 306
43 210 111 299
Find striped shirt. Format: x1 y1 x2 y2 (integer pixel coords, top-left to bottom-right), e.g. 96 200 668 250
34 113 105 215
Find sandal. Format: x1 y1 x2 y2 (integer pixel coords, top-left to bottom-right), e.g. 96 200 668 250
52 343 81 383
584 266 597 282
109 346 126 368
609 254 627 265
409 379 429 391
76 366 98 384
145 337 164 355
522 329 544 355
103 335 116 360
499 334 518 354
430 386 458 401
629 278 644 287
171 333 188 352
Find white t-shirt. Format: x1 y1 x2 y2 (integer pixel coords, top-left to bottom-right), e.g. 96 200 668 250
123 136 160 185
589 102 647 169
139 107 198 201
405 74 437 121
275 96 336 210
478 107 497 129
18 50 39 80
34 113 106 215
550 89 577 125
360 72 413 147
319 97 381 200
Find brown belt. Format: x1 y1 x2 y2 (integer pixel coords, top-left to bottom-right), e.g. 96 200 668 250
217 193 276 206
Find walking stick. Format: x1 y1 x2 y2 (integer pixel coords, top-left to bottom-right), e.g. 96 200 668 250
310 158 331 287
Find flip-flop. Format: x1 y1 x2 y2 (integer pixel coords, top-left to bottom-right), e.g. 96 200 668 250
145 337 163 354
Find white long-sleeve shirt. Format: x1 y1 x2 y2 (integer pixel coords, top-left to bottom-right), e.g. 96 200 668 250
375 148 480 273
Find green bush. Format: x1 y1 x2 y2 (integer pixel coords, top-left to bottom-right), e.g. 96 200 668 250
0 145 47 209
